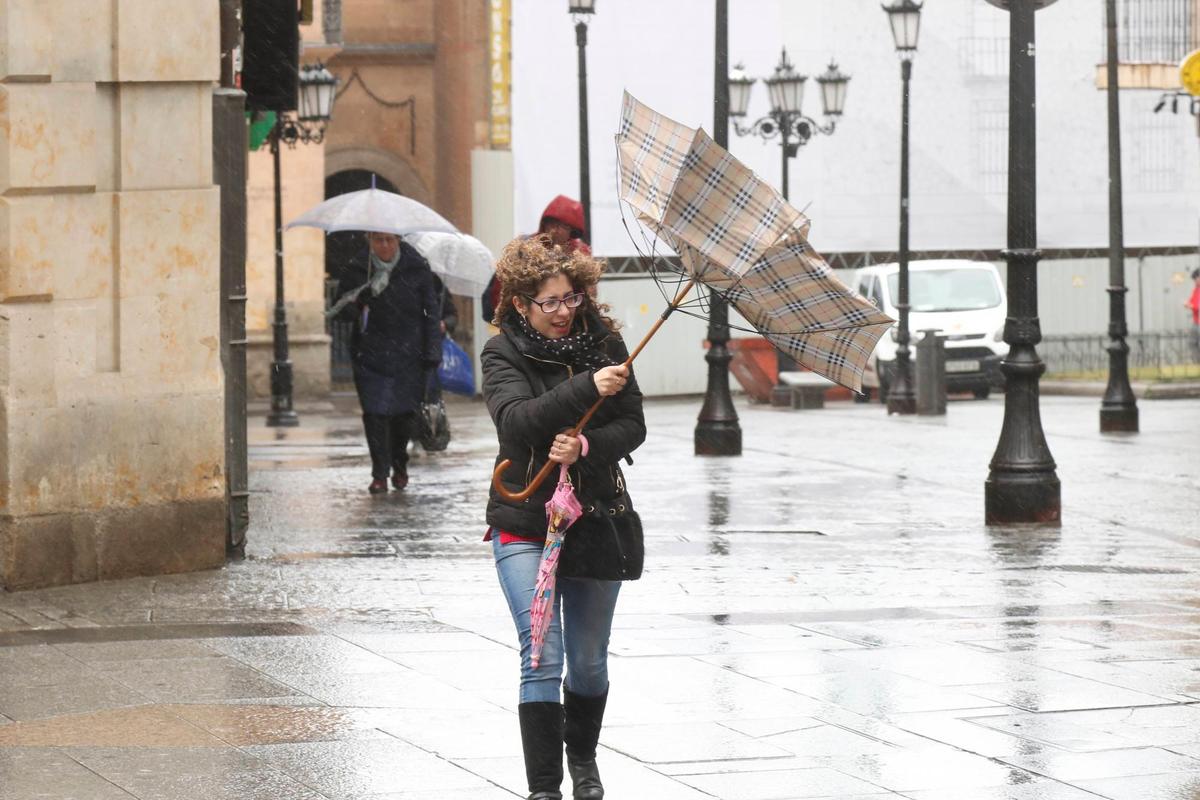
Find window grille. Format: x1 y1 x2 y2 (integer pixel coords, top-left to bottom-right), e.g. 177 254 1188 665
1127 98 1183 192
973 98 1008 195
958 3 1009 79
1109 0 1196 63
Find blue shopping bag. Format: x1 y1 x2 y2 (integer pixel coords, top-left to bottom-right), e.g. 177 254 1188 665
437 337 476 396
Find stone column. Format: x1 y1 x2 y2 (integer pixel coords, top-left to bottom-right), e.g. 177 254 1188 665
0 0 226 589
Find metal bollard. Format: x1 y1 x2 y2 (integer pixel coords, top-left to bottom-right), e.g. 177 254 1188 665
915 328 946 416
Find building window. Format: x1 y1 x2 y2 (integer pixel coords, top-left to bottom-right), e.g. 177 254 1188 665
1127 100 1183 192
1112 0 1196 63
973 98 1008 195
323 0 343 45
958 3 1009 79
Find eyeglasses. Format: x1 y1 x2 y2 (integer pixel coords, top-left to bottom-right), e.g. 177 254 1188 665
522 292 585 314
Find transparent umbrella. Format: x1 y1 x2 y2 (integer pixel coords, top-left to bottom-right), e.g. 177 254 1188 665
405 232 494 297
287 186 457 237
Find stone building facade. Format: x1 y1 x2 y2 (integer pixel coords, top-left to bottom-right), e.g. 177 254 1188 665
243 2 339 400
326 0 489 231
322 0 491 366
1096 0 1200 90
242 0 491 398
0 1 226 588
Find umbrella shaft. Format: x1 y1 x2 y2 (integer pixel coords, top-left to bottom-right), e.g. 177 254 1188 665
625 279 696 364
570 278 695 435
491 279 697 502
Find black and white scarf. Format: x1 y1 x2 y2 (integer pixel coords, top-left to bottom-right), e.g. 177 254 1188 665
512 312 616 373
325 249 403 319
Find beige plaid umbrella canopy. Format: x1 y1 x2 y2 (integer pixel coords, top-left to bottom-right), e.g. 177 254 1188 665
616 91 894 392
491 93 894 502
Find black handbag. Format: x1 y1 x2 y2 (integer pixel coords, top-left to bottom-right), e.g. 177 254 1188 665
557 491 644 582
418 399 451 451
519 365 643 581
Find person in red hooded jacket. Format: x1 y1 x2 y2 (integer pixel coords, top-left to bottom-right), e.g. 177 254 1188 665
481 195 591 324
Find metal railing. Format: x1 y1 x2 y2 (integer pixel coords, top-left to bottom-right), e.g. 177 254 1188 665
601 246 1197 275
1108 0 1197 63
1040 331 1200 380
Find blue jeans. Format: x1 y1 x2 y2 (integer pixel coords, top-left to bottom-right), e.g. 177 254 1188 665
492 533 620 703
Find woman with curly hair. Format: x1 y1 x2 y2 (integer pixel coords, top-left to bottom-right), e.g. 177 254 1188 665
482 236 645 800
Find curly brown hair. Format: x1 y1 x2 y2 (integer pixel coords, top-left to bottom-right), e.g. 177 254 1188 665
491 235 620 331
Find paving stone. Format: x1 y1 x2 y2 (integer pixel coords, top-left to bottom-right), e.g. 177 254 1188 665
673 765 892 799
767 670 999 716
900 778 1110 799
0 645 98 688
361 790 521 800
887 708 1055 759
818 747 1037 793
98 656 306 703
606 716 802 764
0 675 149 721
66 747 326 800
51 639 221 663
0 705 226 747
240 738 487 797
0 748 137 800
957 675 1175 712
171 703 398 746
1073 771 1200 800
995 746 1200 781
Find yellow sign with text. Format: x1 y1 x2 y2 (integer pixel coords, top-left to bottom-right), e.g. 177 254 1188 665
490 0 512 148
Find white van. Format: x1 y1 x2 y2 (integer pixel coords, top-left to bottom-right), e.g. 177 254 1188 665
852 260 1007 401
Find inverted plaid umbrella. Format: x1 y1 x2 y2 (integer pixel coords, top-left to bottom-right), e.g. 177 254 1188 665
529 464 584 670
492 93 893 502
616 92 894 391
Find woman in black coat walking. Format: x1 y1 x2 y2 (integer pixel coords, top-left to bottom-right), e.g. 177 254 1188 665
333 231 443 493
482 236 645 800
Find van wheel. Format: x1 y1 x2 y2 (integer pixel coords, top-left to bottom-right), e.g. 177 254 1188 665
973 387 990 400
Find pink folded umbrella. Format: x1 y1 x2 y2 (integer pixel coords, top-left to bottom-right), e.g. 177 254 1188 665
529 463 584 670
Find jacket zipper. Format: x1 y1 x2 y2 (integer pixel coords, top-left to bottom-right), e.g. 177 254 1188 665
523 352 576 495
524 353 573 378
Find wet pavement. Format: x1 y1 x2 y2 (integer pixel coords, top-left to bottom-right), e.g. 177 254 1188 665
1 391 1198 800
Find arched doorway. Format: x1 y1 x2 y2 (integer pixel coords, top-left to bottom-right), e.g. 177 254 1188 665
324 170 400 386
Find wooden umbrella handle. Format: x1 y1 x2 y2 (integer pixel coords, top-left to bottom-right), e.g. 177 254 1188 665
491 279 695 502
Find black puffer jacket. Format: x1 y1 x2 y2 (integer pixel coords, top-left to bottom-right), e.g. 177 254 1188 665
482 310 646 539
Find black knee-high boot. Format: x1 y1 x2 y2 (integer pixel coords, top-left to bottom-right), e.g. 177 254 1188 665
518 702 564 800
563 688 607 799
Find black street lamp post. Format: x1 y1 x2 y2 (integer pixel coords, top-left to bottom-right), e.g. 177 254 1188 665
569 0 595 241
1100 0 1138 433
695 0 743 456
882 0 922 416
266 119 298 428
983 0 1061 524
729 50 850 407
266 63 338 428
